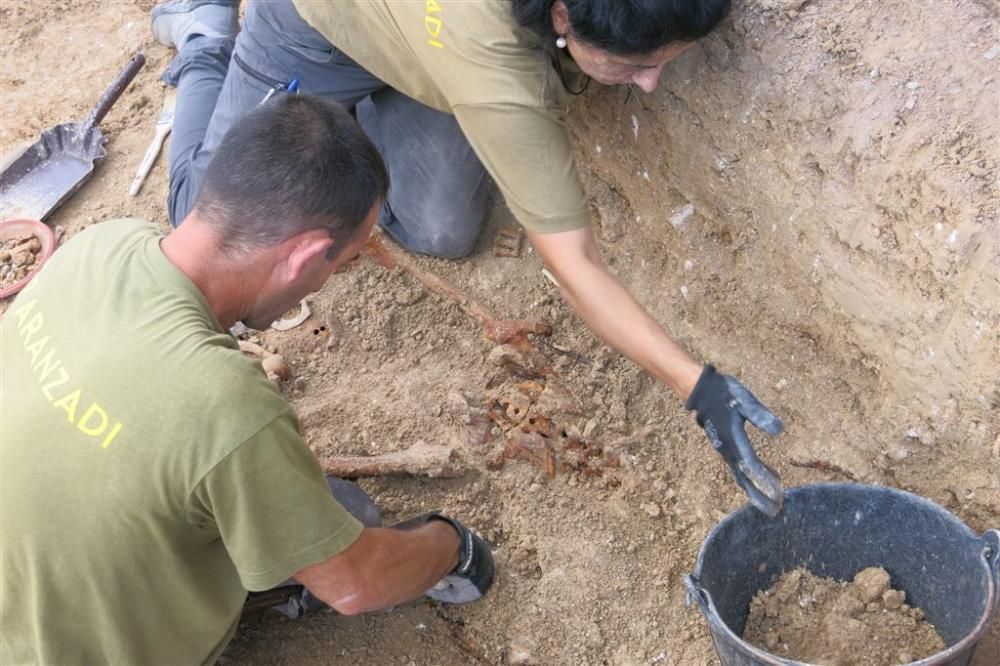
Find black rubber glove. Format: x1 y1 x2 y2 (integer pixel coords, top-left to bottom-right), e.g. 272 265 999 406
393 512 495 604
686 365 785 516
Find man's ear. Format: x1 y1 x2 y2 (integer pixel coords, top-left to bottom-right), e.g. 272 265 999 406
283 229 335 283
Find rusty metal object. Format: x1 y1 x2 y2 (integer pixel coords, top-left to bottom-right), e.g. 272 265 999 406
492 226 523 257
319 441 462 479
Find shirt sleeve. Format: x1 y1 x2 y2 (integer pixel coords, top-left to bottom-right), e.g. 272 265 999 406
454 102 591 234
188 413 364 591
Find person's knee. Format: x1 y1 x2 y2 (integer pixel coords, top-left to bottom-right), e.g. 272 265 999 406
167 173 195 228
419 228 480 259
386 182 489 258
384 204 484 259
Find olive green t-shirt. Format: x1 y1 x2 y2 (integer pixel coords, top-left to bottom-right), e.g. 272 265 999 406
0 220 363 665
292 0 590 233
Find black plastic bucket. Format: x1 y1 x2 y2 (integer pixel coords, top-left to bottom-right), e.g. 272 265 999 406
685 483 1000 665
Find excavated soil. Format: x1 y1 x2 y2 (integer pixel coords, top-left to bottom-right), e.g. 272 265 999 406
0 233 41 290
1 1 996 665
743 567 946 665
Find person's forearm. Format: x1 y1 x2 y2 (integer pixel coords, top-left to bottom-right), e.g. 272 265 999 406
295 522 459 615
550 253 702 398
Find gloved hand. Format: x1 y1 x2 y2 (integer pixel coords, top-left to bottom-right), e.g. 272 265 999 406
393 512 495 604
686 365 785 516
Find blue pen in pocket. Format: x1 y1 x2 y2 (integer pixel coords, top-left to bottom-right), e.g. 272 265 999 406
259 78 300 106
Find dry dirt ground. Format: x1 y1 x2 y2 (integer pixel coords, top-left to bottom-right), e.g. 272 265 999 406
1 1 997 665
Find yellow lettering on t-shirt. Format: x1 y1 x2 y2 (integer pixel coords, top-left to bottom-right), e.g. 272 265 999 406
425 1 444 48
32 348 62 384
77 402 109 437
15 298 127 450
13 298 37 328
25 335 49 366
20 311 43 345
40 367 70 401
425 16 442 38
101 422 123 449
53 388 82 423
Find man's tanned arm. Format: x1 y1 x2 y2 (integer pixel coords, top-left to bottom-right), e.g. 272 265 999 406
293 522 460 615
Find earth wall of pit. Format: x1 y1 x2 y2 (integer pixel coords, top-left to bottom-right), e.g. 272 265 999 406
567 0 999 494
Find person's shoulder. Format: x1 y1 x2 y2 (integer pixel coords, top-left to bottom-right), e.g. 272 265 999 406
67 217 161 252
169 333 293 444
77 217 158 237
202 337 288 403
444 0 540 56
433 1 555 106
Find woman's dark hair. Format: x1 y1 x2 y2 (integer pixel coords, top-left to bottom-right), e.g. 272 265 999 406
512 0 731 54
195 95 389 257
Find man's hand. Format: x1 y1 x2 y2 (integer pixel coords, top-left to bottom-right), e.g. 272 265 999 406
394 512 495 604
685 365 785 516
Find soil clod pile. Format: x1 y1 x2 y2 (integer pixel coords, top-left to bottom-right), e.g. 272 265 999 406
0 233 41 289
743 567 946 665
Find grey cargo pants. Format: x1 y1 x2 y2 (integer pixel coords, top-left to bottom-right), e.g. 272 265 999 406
164 0 490 258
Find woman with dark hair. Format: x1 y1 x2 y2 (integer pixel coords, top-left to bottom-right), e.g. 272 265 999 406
153 0 784 514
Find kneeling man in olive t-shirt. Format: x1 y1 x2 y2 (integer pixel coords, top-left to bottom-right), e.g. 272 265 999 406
0 95 493 665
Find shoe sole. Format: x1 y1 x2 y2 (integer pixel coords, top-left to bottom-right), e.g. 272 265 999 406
151 1 237 48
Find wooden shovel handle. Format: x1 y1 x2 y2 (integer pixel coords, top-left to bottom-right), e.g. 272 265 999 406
84 52 146 128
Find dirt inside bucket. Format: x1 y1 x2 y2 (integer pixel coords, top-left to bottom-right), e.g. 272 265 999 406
743 567 946 665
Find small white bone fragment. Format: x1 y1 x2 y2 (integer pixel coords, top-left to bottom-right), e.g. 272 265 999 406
262 354 290 381
238 340 271 357
541 268 561 288
271 298 311 331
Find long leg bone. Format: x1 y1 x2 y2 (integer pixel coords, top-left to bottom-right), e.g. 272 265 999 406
365 233 550 344
318 440 462 479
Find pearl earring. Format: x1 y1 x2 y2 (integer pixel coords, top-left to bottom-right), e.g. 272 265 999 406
556 35 567 49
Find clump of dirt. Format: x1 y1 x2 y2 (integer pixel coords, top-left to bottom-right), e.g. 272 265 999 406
0 233 42 289
743 567 946 665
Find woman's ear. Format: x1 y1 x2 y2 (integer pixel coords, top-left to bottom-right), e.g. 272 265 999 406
550 0 571 36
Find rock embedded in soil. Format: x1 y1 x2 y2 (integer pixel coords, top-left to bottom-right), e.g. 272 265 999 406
743 567 946 666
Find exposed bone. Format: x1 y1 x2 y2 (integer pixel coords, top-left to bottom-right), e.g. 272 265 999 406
271 298 311 331
365 233 550 344
483 319 552 345
541 268 561 288
238 340 272 357
238 340 289 383
261 355 290 381
319 440 462 478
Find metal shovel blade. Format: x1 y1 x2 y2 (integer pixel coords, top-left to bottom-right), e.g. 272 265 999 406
0 53 145 222
0 124 107 221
